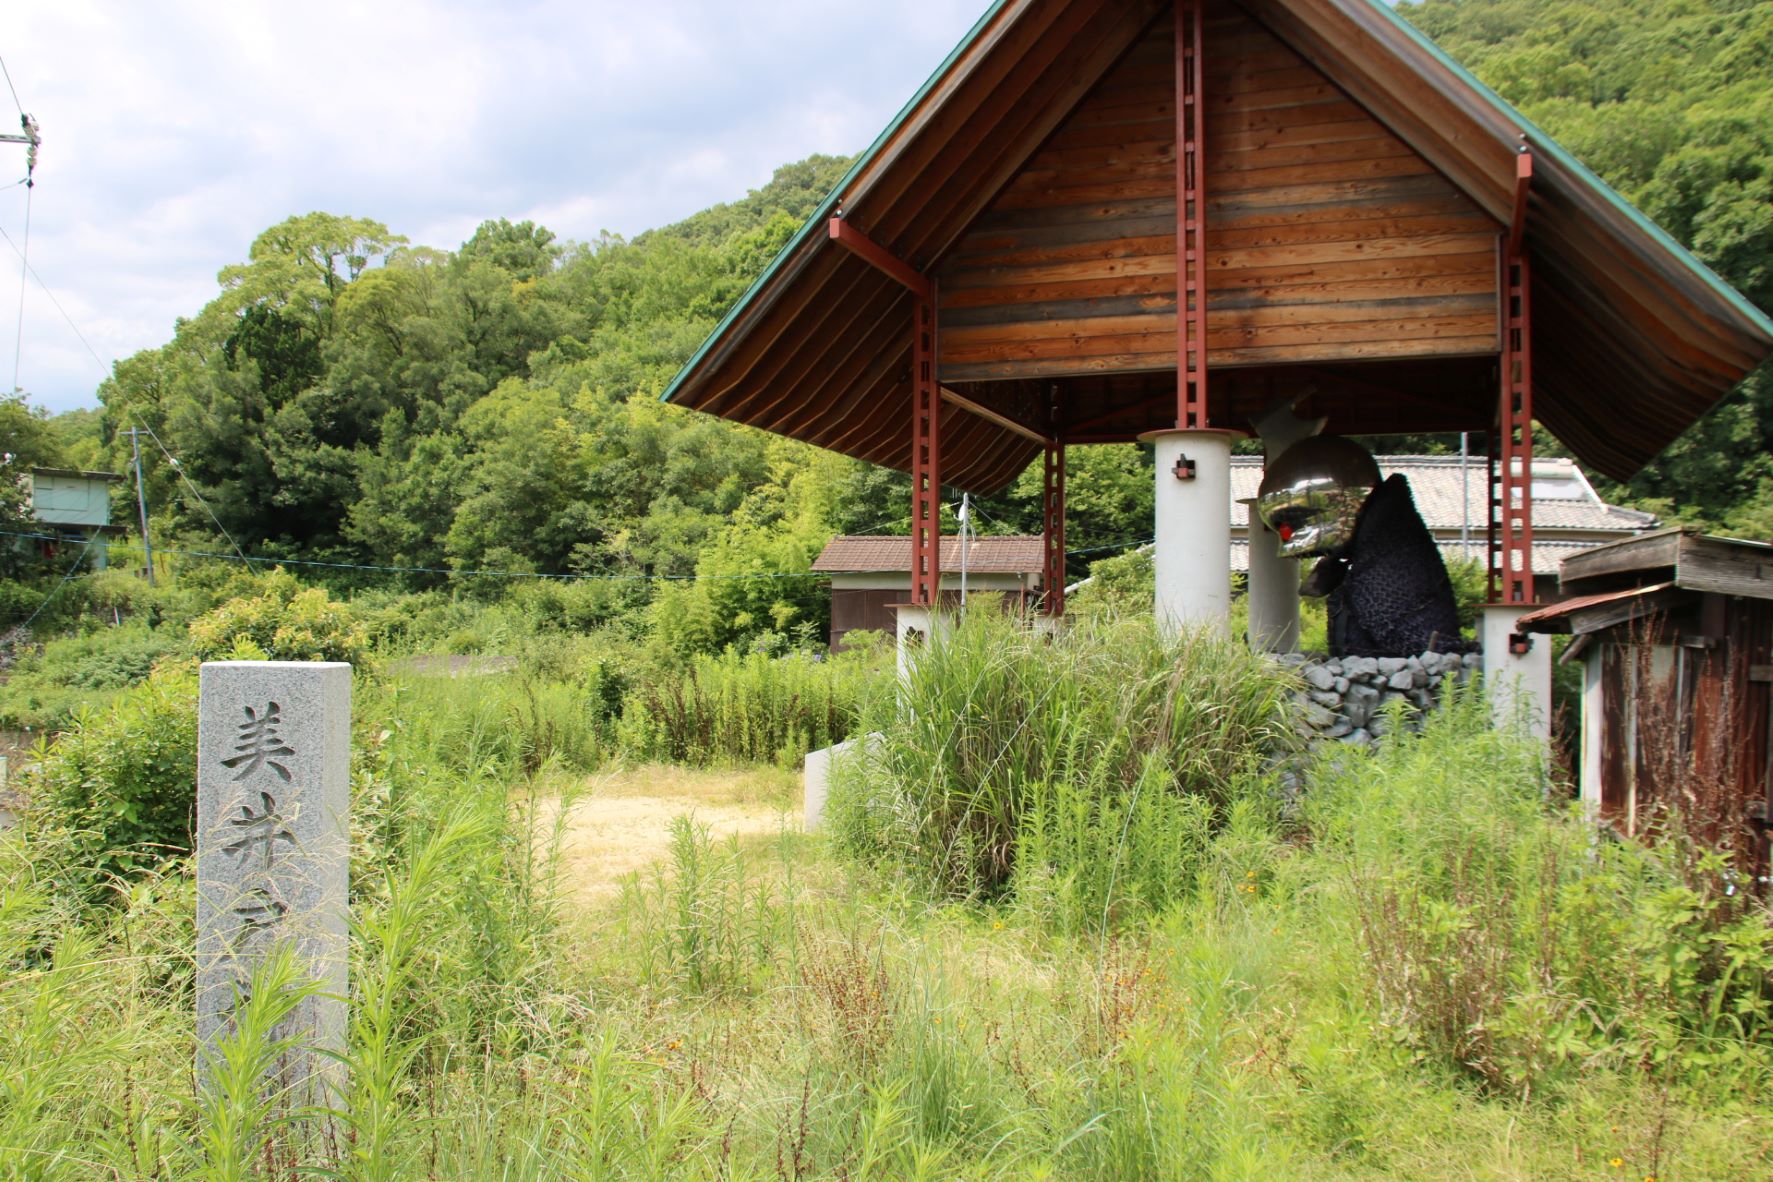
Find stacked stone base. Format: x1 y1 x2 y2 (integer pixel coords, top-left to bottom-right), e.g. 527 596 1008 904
1277 650 1481 748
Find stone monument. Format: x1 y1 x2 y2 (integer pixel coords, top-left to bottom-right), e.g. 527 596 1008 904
195 661 351 1102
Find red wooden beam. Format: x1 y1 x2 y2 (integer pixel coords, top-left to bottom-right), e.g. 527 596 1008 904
911 295 942 606
1494 147 1536 605
1175 0 1209 430
1507 148 1533 258
828 217 934 303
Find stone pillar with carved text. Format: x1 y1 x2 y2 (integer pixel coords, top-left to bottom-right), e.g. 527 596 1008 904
195 661 351 1101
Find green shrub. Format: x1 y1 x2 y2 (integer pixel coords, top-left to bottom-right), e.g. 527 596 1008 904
506 577 647 633
80 568 206 630
1311 691 1773 1097
0 577 46 627
187 570 369 665
24 669 200 884
615 646 880 767
831 606 1297 925
0 623 187 730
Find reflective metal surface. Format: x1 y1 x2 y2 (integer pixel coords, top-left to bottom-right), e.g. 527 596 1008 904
1256 437 1382 558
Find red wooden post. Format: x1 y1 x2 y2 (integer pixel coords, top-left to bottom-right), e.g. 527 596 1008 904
1495 150 1536 605
1043 438 1066 615
1175 0 1209 430
911 294 942 606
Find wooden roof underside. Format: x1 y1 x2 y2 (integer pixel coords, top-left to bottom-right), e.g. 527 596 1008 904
664 0 1773 495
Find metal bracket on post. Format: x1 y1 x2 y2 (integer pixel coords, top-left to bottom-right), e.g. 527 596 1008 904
911 295 941 607
1043 438 1066 616
1175 0 1209 430
1495 147 1536 606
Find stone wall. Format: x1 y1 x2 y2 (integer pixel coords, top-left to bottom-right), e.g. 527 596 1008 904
1277 650 1481 748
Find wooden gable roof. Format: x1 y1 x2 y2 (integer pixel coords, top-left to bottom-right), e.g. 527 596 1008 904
663 0 1773 495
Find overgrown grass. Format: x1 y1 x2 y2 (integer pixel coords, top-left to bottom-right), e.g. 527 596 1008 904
831 606 1295 927
616 646 880 768
4 591 1772 1179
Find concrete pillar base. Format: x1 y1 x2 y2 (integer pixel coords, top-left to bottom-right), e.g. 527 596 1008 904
1480 603 1552 741
1245 520 1300 653
893 602 948 681
1142 429 1241 638
802 738 854 832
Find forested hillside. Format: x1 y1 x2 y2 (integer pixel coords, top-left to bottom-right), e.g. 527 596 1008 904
7 0 1770 652
1402 0 1773 530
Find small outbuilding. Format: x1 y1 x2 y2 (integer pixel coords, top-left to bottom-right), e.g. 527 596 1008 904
813 534 1046 649
1516 529 1773 875
27 467 125 569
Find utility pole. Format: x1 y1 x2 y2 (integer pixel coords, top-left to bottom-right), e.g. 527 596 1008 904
0 114 39 154
4 114 42 396
123 427 155 585
958 493 971 606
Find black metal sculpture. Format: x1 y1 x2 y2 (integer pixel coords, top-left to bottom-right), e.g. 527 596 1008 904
1301 474 1466 656
1258 438 1467 657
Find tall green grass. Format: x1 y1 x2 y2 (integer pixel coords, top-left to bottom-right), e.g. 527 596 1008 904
6 587 1773 1179
1307 689 1773 1100
831 607 1296 927
616 647 880 767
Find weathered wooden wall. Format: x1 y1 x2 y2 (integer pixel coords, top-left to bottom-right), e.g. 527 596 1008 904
937 1 1500 382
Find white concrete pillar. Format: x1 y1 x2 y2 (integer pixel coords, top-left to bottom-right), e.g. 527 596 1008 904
1145 429 1236 637
1245 519 1299 653
893 602 948 681
1245 399 1322 654
1480 603 1552 742
802 738 853 832
1579 644 1603 817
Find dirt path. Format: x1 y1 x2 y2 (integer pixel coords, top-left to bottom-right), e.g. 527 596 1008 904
536 765 800 904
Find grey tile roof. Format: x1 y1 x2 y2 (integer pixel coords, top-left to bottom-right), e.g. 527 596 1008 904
1228 455 1656 536
1231 536 1606 576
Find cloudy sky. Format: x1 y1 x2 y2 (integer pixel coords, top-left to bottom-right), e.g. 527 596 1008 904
2 0 987 412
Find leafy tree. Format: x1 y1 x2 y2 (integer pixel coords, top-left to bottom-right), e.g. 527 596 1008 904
1400 0 1773 535
1 395 71 598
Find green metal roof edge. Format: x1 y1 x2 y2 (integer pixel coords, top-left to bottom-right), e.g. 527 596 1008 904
661 0 1019 405
1374 0 1773 339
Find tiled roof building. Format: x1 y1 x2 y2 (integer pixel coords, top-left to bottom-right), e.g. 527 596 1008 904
1230 455 1655 576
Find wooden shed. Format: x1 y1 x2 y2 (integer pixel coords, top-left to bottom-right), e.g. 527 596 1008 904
1517 530 1773 875
813 534 1045 649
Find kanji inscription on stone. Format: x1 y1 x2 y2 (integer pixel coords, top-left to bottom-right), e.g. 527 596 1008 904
195 661 351 1104
222 703 296 781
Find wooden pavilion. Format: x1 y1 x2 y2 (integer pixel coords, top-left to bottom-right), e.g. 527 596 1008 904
663 0 1773 676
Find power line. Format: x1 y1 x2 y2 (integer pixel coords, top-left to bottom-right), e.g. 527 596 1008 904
0 523 1149 583
0 221 108 375
135 420 250 563
0 56 22 118
1065 536 1154 558
0 527 830 584
14 539 89 633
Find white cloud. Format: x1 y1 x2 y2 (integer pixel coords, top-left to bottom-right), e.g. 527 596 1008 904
1 0 984 411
